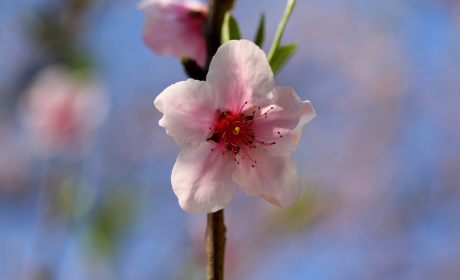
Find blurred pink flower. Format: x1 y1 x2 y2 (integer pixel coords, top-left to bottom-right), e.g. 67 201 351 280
155 40 316 214
139 0 208 67
21 66 108 158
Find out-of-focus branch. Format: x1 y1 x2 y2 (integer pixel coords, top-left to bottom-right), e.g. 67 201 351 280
34 0 96 70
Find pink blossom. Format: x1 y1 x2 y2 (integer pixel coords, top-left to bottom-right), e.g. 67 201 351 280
21 66 108 157
155 40 316 214
139 0 208 67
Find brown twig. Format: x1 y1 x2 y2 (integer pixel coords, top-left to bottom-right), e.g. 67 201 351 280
182 0 233 80
203 1 234 279
181 57 207 81
180 0 234 278
205 209 227 280
204 0 234 71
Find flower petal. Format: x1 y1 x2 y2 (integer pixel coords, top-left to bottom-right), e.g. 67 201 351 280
259 86 316 130
207 40 275 113
289 128 302 147
172 142 238 214
254 86 315 155
154 79 219 145
139 0 207 66
232 146 301 209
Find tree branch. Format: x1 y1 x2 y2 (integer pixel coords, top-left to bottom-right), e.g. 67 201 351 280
181 0 233 80
181 1 234 278
203 2 234 279
181 57 207 81
206 209 226 280
204 0 234 71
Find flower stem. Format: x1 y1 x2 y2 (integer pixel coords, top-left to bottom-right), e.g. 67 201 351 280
203 1 234 279
206 209 226 280
181 1 233 278
182 0 233 78
204 0 234 71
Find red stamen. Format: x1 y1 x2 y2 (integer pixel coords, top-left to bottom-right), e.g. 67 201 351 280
209 104 280 163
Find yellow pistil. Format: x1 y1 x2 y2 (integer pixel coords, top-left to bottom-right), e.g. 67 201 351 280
233 127 240 135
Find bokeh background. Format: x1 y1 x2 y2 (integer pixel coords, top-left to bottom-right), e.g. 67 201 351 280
1 0 460 279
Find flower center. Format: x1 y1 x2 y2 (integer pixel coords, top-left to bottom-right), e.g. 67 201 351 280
208 102 283 167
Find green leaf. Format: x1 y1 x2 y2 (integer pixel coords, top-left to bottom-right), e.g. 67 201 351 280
221 12 241 44
254 13 265 48
269 43 297 75
267 0 296 63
